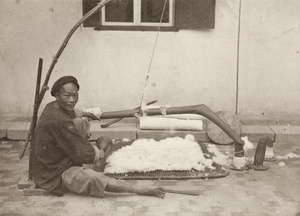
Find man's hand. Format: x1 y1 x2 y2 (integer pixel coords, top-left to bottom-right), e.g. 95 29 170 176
84 112 101 121
83 108 102 121
96 136 113 154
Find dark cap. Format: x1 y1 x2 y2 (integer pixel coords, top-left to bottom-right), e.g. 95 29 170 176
51 76 80 96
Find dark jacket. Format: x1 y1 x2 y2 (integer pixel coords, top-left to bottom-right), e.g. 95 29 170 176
33 101 96 196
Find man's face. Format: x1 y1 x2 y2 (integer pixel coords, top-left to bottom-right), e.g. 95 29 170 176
55 83 79 111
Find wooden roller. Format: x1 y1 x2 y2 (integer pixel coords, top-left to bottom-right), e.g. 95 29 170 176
206 110 242 145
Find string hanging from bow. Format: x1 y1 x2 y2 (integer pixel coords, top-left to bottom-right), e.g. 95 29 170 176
140 0 169 107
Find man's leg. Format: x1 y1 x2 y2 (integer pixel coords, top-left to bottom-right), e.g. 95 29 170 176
105 178 165 198
62 166 108 198
62 167 165 198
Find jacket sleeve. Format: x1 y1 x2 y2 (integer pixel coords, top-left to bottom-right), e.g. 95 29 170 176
50 118 96 165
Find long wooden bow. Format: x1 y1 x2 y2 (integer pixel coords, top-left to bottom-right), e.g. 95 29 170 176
19 0 112 159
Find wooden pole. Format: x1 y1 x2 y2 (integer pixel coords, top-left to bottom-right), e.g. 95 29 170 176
100 104 244 145
101 100 157 128
19 58 43 160
28 58 43 180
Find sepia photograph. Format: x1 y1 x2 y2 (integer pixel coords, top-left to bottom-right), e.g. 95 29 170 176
0 0 299 215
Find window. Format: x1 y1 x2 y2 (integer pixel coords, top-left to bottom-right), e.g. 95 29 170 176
102 0 174 27
83 0 216 31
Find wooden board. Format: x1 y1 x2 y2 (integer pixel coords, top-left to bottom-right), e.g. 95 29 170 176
206 110 241 145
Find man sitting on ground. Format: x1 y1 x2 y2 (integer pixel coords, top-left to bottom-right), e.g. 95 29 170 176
33 75 165 198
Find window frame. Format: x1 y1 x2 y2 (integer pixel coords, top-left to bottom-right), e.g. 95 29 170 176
83 0 216 31
101 0 175 27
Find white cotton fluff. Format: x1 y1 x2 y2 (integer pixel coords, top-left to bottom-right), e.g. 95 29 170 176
241 136 254 151
265 146 275 158
276 152 300 160
122 138 130 142
185 134 195 142
207 144 230 166
278 161 286 167
84 107 102 116
286 152 300 158
104 136 227 174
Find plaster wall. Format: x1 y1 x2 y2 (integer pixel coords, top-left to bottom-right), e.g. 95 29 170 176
0 0 299 120
238 0 300 118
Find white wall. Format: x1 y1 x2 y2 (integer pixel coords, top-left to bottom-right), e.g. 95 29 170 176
238 0 300 118
0 0 299 120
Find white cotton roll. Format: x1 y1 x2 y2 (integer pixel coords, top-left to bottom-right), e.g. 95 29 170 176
139 117 203 131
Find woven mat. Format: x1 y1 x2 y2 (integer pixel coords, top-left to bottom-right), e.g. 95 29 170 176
104 143 229 180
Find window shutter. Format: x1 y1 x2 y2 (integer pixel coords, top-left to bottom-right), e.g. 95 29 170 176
82 0 101 27
175 0 216 29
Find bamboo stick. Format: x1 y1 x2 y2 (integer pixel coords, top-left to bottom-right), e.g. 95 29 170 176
19 58 43 160
163 189 200 196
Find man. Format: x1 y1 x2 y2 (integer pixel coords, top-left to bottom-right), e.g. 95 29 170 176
33 75 165 198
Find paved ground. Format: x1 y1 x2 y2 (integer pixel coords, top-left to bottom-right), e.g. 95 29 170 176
0 138 299 216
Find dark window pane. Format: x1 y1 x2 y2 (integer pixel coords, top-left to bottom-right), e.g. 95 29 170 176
105 0 134 22
141 0 169 23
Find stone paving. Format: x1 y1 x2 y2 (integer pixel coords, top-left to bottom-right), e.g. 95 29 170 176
0 139 300 216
